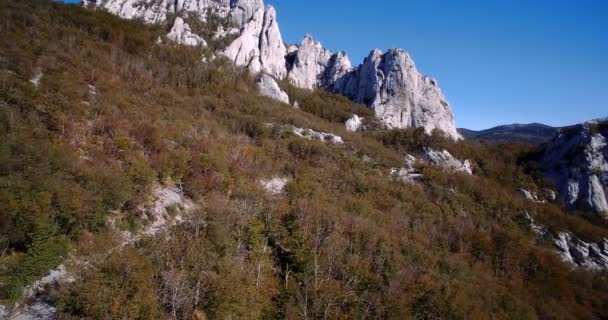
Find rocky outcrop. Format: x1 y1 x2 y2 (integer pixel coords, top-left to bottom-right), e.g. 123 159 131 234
525 212 608 271
83 0 235 24
85 0 461 139
391 154 423 183
330 49 460 140
292 127 344 144
422 148 472 174
345 115 363 132
167 17 206 46
257 74 289 104
287 35 352 89
539 120 608 217
222 5 287 78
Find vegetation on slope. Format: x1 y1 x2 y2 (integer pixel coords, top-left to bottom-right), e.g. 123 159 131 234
1 1 607 319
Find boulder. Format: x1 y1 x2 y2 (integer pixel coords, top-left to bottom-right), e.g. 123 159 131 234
422 148 472 174
257 74 289 104
345 115 363 132
167 17 206 46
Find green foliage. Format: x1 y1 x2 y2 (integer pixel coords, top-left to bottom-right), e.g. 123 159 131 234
2 1 608 319
284 85 375 124
1 225 66 301
57 248 162 319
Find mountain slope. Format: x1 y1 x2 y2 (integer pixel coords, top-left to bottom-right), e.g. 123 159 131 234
83 0 461 139
459 123 559 144
1 1 608 319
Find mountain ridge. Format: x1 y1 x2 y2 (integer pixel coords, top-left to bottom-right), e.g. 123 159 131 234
83 0 461 139
459 123 559 144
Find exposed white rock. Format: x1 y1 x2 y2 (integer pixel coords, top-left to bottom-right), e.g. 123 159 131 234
422 148 472 174
554 232 608 271
5 263 74 320
229 0 264 27
85 0 461 140
540 121 608 216
292 127 344 144
517 188 546 203
345 115 363 132
390 154 422 183
525 211 608 271
29 68 43 88
143 186 195 236
213 24 239 40
390 168 421 184
331 49 460 140
222 5 287 78
84 0 173 24
83 0 234 24
260 177 289 195
287 35 352 89
256 74 289 104
167 17 206 46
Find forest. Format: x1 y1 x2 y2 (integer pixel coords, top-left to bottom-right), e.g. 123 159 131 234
1 1 607 319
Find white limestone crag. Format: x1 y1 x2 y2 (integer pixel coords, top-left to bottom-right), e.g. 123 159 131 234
292 127 344 144
256 74 289 104
221 5 287 78
85 0 461 139
330 49 460 140
422 148 472 174
345 115 363 132
167 17 206 46
286 35 353 89
540 120 608 216
83 0 233 24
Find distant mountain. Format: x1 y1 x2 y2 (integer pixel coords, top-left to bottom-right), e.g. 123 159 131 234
459 123 559 144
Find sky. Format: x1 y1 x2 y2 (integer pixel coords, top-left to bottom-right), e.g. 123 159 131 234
61 0 607 130
266 0 607 130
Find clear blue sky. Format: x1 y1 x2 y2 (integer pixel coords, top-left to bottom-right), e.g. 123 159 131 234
62 0 606 129
266 0 607 129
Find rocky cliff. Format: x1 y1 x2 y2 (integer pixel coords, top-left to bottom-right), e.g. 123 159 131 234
539 119 608 216
84 0 460 139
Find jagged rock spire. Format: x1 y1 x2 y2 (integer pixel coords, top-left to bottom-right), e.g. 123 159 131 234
84 0 461 139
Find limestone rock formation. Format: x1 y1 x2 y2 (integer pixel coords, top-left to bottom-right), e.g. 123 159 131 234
85 0 461 139
83 0 234 24
167 17 206 46
539 120 608 216
331 49 460 140
525 212 608 271
422 148 472 174
222 5 287 78
287 35 352 89
292 127 344 144
391 154 423 183
257 74 289 104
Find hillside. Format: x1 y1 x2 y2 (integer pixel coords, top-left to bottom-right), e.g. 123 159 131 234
1 1 608 319
459 123 559 144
